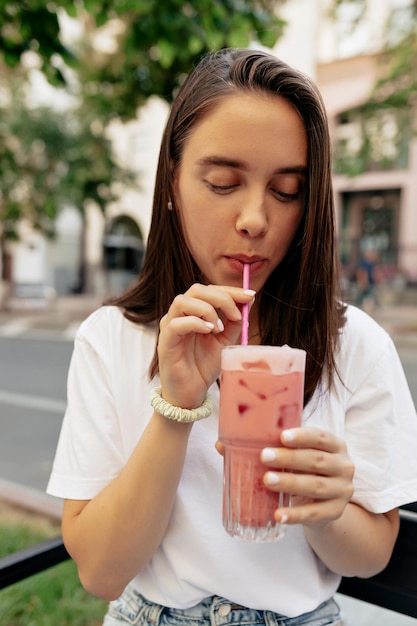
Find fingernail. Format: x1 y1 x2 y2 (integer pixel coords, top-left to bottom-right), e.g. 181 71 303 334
261 448 276 462
281 430 295 442
244 289 256 296
217 318 225 332
280 513 289 524
265 472 280 485
204 321 215 330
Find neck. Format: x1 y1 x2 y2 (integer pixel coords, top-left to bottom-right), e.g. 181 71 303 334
248 330 262 344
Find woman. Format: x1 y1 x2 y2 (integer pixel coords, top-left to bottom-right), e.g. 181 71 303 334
47 48 417 626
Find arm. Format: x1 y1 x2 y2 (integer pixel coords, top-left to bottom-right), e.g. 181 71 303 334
63 412 193 600
62 284 255 601
303 504 399 578
261 427 399 578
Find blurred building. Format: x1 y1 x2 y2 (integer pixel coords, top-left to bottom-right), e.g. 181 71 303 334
9 0 417 297
275 0 417 287
86 96 169 297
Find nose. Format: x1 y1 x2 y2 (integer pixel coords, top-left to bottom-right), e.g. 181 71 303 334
236 192 268 238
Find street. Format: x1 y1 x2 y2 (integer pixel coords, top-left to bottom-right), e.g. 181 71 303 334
0 337 73 490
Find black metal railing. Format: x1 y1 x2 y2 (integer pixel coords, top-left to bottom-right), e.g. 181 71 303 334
0 535 69 590
1 504 417 618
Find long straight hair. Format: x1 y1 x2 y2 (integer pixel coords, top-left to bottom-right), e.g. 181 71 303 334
111 48 346 404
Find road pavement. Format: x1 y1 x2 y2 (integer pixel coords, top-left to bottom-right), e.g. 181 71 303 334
0 294 102 342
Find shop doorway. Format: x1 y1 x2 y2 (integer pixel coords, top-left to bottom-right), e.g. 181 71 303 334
103 216 145 295
339 189 400 282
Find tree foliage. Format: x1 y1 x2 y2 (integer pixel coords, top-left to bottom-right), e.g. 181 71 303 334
332 0 417 176
371 1 417 112
0 80 136 286
1 0 286 120
0 78 131 229
0 0 286 290
330 0 417 112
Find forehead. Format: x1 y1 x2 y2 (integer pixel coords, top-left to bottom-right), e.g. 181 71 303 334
182 93 307 166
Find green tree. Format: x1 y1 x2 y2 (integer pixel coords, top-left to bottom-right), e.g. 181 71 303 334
374 1 417 110
0 0 286 298
0 80 135 295
332 0 417 175
1 1 286 120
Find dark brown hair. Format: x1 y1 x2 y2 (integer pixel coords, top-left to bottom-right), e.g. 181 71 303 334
111 48 346 404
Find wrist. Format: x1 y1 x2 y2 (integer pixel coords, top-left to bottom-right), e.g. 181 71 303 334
150 386 213 423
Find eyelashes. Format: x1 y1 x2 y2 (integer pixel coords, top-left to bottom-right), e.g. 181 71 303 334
203 180 302 202
272 189 301 202
204 181 238 194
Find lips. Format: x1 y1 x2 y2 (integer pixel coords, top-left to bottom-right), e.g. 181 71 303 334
232 255 264 264
227 256 266 274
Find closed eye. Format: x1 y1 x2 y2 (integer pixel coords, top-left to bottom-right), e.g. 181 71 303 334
272 188 301 202
204 180 238 194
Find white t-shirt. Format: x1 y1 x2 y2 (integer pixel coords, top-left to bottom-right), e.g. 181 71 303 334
47 304 417 617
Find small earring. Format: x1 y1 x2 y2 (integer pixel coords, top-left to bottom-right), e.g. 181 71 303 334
167 200 173 211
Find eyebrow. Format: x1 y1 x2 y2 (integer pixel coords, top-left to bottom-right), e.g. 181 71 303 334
197 156 307 176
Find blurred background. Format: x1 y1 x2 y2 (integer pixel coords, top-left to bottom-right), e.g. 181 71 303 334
1 3 417 624
1 0 416 308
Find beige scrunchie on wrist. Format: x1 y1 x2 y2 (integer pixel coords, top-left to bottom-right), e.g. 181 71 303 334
150 386 213 423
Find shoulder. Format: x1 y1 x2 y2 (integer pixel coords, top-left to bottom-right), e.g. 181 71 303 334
75 305 157 357
336 304 394 383
341 304 390 347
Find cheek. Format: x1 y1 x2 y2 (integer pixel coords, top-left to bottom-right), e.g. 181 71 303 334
273 205 303 237
269 209 304 261
176 183 217 237
180 208 210 256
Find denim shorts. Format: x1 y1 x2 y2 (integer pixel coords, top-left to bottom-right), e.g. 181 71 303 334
102 586 342 626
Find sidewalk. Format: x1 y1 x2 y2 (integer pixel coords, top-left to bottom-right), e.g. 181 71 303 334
0 294 103 340
372 302 417 350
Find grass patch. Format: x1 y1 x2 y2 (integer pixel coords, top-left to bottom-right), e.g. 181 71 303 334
0 502 107 626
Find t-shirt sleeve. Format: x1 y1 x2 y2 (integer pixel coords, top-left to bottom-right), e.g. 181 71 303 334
47 331 125 500
344 337 417 513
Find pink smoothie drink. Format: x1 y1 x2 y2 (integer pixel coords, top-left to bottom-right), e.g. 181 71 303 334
219 345 306 541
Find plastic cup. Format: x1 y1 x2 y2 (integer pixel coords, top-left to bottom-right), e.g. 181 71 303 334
219 344 306 541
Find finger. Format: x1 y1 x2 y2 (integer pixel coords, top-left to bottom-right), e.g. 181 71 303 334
280 427 344 454
163 315 221 340
161 285 256 348
192 284 256 344
273 499 346 526
184 283 255 322
200 283 256 304
261 446 355 484
215 440 225 456
264 470 353 502
261 446 338 476
161 294 227 331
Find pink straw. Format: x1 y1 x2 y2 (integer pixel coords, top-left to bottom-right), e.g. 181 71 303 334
241 263 250 345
